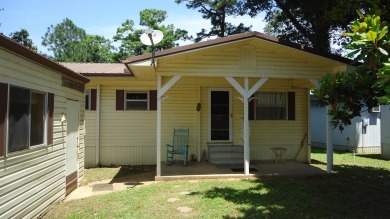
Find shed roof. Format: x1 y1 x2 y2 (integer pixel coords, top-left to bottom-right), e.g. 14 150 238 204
60 63 134 77
0 34 89 83
122 31 352 66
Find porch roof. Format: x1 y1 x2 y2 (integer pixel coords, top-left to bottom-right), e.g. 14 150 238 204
122 31 352 66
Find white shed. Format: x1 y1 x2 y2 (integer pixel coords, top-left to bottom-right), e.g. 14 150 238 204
381 105 390 159
0 35 89 218
311 97 381 153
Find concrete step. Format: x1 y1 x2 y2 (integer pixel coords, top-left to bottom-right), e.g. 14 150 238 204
208 144 244 152
209 158 244 165
208 152 244 159
208 144 244 165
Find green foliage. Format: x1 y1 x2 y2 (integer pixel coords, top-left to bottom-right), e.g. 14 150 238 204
42 18 114 62
314 10 390 131
73 35 115 63
245 0 390 54
9 29 37 51
42 18 87 61
113 9 190 59
176 0 251 42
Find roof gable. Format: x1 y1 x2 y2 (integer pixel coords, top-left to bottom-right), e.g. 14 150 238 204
123 31 352 66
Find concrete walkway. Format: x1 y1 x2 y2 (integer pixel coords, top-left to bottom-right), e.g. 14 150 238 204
65 171 157 201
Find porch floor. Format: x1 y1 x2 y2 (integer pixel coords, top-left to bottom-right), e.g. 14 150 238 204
157 160 328 181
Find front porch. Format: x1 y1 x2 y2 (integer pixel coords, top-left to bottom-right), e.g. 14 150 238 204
157 160 327 181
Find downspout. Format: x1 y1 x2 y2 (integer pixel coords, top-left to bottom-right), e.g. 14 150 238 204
96 84 100 166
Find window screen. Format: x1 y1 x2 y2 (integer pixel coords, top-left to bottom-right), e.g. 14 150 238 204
255 93 286 120
125 91 148 110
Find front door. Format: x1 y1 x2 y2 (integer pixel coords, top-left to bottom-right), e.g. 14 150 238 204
65 99 79 195
208 89 232 142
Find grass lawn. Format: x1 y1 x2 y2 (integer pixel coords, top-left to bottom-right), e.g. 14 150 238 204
81 165 152 185
46 148 390 218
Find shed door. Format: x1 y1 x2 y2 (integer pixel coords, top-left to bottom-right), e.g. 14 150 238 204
208 89 232 141
65 99 79 195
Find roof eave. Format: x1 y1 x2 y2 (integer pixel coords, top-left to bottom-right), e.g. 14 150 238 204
0 35 90 83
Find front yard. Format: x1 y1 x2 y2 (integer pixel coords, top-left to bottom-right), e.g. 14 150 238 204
45 148 390 218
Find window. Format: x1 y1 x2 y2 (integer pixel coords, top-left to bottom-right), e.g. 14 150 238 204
8 86 47 153
125 91 148 110
255 92 286 120
85 89 90 110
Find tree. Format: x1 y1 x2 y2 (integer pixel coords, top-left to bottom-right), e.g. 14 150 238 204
42 18 115 62
244 0 390 53
113 9 190 59
42 18 86 61
175 0 252 42
9 29 37 51
313 9 390 131
73 35 115 63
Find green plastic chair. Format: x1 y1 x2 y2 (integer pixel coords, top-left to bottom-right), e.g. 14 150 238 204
166 128 189 165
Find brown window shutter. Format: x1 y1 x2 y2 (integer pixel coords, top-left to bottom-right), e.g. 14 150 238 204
149 90 157 111
0 83 8 157
47 93 54 145
116 90 124 110
288 92 295 121
249 95 255 120
90 89 97 111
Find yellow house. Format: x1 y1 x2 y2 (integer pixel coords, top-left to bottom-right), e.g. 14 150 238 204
63 32 353 177
0 35 89 217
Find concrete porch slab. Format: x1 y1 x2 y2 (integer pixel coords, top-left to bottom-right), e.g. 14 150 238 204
158 160 328 181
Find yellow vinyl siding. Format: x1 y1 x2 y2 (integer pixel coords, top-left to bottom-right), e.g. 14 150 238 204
158 40 344 79
89 84 157 166
249 84 308 162
85 76 310 165
84 111 96 167
0 49 85 218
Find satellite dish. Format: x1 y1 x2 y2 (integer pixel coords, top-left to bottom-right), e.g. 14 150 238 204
140 28 164 67
140 29 163 46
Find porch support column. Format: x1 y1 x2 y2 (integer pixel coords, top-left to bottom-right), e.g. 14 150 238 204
326 105 333 173
243 78 250 175
310 79 333 173
156 75 182 177
226 77 268 175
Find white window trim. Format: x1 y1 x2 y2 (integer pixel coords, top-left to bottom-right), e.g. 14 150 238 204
125 90 149 111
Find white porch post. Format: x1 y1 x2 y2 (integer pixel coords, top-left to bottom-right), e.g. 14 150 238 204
226 77 268 175
310 79 333 173
326 105 333 173
243 78 250 175
156 76 162 177
156 75 182 177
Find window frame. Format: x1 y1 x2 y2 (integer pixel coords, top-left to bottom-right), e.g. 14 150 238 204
125 90 149 111
7 85 48 154
85 89 91 110
254 92 288 120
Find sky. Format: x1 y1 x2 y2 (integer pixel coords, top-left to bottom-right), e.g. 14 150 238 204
0 0 266 54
